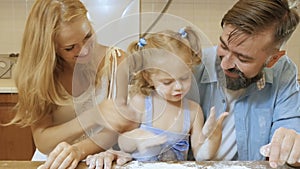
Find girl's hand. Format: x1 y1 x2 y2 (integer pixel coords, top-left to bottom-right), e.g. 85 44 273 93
86 150 132 169
196 107 228 161
37 142 81 169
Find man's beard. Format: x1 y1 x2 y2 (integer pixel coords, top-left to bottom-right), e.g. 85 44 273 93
222 68 263 90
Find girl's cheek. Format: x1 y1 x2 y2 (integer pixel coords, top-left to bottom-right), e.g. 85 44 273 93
155 85 166 97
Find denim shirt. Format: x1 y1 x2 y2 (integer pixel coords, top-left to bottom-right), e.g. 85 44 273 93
193 46 300 160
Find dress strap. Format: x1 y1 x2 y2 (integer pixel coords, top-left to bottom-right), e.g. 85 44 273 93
182 99 191 134
144 95 153 127
106 47 122 99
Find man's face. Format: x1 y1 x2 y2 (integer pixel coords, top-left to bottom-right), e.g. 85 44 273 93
217 24 275 90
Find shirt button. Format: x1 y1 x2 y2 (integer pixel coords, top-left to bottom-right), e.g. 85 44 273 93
222 99 226 103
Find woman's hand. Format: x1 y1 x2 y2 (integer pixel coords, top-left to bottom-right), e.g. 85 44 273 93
118 128 167 154
37 142 81 169
86 150 132 169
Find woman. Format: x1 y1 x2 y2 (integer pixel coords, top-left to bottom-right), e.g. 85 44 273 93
7 0 133 168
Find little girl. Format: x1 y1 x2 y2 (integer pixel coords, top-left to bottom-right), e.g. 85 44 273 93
86 27 228 168
117 27 228 162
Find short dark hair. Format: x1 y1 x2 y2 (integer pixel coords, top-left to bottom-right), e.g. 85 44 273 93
221 0 299 46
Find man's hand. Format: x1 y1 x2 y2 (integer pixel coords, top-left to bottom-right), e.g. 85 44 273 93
260 127 300 168
86 150 132 169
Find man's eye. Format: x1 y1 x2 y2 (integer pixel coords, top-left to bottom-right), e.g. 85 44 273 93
220 44 228 50
237 55 249 63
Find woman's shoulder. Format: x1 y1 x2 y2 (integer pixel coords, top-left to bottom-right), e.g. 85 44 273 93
105 46 127 64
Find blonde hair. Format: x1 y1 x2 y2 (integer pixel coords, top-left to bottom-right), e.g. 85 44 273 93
128 27 202 96
7 0 90 127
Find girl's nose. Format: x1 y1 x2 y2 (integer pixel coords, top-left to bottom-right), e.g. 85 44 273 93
174 81 182 90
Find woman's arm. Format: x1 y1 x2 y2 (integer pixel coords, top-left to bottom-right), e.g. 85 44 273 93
32 115 83 154
39 128 118 169
118 128 167 154
118 129 143 153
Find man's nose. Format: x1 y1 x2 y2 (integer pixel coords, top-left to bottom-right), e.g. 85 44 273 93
220 52 236 70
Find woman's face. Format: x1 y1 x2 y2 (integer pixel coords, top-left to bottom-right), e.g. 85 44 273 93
55 17 95 66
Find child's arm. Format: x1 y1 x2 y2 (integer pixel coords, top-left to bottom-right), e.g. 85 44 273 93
190 104 228 161
189 103 206 158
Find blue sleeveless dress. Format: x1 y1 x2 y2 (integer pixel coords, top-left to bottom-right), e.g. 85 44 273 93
132 95 191 162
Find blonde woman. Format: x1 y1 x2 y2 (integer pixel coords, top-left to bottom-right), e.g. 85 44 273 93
6 0 135 168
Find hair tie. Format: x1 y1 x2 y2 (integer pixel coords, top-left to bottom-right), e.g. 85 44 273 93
137 38 147 48
179 28 187 38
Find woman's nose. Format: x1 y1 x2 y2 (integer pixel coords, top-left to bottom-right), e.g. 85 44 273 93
79 45 88 56
77 42 88 56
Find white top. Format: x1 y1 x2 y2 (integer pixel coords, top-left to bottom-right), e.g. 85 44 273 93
32 47 122 161
213 88 245 160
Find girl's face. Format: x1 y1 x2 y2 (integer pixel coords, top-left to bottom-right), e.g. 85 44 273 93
149 69 192 103
55 17 95 66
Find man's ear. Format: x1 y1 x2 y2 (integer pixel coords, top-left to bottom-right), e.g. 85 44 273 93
265 50 286 68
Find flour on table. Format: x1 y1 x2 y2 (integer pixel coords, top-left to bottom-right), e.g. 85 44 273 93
116 161 196 169
116 161 253 169
207 165 251 169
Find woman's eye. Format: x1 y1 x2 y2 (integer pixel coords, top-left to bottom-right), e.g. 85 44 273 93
65 45 75 51
85 32 92 40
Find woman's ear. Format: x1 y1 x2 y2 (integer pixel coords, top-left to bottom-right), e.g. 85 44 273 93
265 50 285 68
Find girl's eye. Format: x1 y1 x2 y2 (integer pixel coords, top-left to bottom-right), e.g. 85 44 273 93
161 79 173 85
180 75 190 81
163 81 172 85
